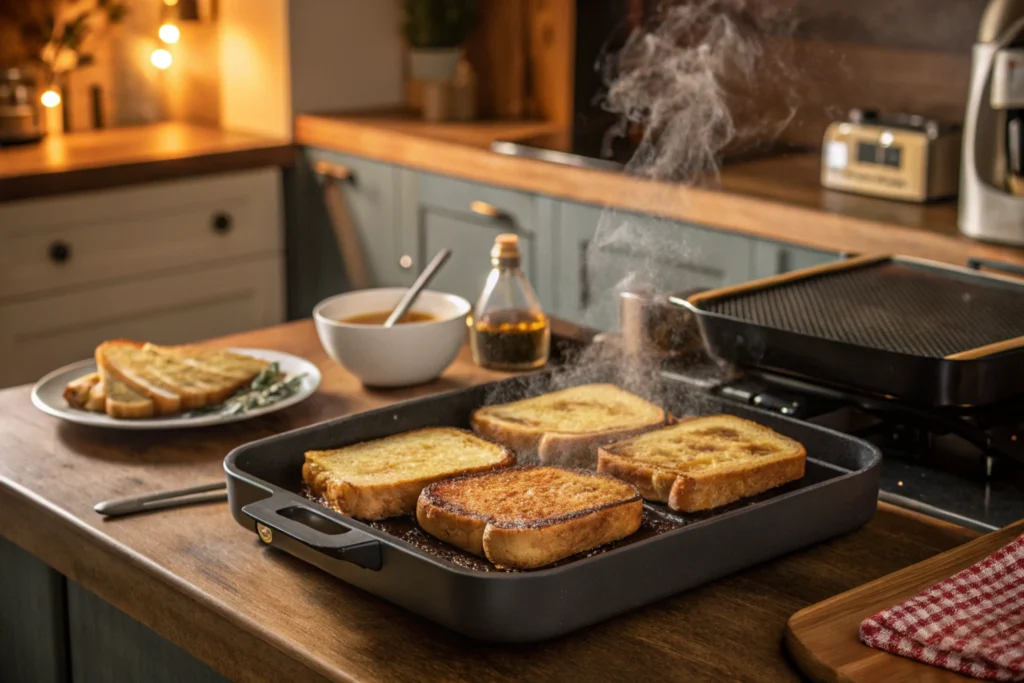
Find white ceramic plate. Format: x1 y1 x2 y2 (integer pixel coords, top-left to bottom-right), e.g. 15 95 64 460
31 348 321 430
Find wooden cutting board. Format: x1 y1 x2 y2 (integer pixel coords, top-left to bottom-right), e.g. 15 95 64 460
786 517 1024 683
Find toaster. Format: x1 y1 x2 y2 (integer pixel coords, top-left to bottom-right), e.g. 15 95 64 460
820 110 961 202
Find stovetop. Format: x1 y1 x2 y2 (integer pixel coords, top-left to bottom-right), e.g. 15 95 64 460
491 130 636 172
646 355 1024 532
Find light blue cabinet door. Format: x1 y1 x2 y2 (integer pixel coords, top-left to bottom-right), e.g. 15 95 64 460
553 202 754 329
0 538 69 683
750 240 839 279
67 581 228 683
400 172 553 310
288 148 404 318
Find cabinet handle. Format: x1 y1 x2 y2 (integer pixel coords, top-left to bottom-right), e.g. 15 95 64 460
48 240 72 265
399 255 414 270
470 201 510 222
212 212 233 234
314 160 355 184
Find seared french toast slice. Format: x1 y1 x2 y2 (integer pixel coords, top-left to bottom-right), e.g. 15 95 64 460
303 427 515 520
416 466 643 570
597 415 806 513
471 384 667 468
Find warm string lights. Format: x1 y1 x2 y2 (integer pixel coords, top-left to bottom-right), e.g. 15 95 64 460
152 0 181 69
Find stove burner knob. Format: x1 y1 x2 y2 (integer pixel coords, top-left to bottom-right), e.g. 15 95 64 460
752 391 806 418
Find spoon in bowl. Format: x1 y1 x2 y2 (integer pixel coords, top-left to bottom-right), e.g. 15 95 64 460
383 248 453 328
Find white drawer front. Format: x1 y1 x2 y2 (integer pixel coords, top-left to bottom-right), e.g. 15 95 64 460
0 168 282 300
0 255 284 388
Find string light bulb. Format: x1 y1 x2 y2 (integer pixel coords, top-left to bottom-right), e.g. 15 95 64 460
151 48 173 69
163 0 178 5
158 23 180 44
40 89 61 108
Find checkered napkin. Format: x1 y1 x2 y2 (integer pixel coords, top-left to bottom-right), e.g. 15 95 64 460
859 533 1024 681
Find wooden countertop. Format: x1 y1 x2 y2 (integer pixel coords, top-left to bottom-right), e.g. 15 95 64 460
0 321 986 682
0 122 293 202
296 112 1024 270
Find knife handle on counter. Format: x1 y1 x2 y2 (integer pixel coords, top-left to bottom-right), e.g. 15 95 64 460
95 481 227 518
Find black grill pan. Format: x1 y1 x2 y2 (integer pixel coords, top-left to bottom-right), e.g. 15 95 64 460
681 255 1024 407
224 372 880 642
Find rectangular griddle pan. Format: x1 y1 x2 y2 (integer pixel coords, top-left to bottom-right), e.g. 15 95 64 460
681 255 1024 407
224 372 881 643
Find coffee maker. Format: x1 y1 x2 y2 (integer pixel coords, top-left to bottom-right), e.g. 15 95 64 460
960 0 1024 244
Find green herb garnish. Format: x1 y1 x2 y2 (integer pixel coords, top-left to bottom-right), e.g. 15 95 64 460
185 363 307 418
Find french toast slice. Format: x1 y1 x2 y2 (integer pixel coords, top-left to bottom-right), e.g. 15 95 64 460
144 343 269 382
303 427 515 520
416 466 643 570
63 373 106 412
597 415 806 513
99 368 155 419
470 384 668 469
96 340 250 413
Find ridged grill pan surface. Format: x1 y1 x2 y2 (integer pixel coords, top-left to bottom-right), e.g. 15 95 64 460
702 261 1024 358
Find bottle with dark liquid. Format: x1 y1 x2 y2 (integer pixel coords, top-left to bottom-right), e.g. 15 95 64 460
469 234 550 371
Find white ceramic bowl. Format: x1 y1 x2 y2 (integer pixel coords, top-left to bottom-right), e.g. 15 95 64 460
313 288 471 387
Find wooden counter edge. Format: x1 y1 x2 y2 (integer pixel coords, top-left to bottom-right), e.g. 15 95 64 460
1 144 295 203
0 479 345 683
294 114 1024 270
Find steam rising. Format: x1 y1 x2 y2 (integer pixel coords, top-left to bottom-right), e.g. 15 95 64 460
486 1 802 417
552 0 798 408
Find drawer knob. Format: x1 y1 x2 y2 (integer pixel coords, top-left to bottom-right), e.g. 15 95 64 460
48 241 71 265
399 255 413 269
212 212 233 234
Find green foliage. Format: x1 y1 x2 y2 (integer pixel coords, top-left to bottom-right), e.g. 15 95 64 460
403 0 477 49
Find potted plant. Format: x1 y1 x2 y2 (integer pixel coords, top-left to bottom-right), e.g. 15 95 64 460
403 0 477 82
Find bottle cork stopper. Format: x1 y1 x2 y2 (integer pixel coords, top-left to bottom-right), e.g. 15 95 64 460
492 233 520 260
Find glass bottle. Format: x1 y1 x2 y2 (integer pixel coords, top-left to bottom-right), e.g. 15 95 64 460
469 234 550 371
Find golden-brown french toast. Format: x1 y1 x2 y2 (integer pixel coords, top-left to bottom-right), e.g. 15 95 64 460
303 427 515 520
96 340 250 414
100 368 155 419
597 414 806 513
416 465 643 570
144 343 269 382
470 384 667 469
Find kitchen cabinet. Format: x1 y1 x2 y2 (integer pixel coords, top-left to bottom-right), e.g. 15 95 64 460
294 147 842 331
552 201 755 329
67 581 227 683
751 240 839 279
398 171 555 310
0 538 68 683
290 149 406 318
0 168 285 389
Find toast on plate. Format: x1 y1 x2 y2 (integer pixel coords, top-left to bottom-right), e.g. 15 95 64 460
303 427 515 520
597 415 806 513
144 343 270 381
63 372 106 412
470 383 668 468
100 368 155 419
416 465 643 570
95 340 254 414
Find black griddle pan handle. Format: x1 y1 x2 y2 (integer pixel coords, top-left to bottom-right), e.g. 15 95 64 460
242 495 383 571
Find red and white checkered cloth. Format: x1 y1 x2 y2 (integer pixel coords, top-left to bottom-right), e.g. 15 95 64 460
859 533 1024 681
